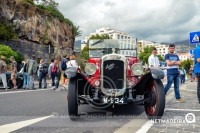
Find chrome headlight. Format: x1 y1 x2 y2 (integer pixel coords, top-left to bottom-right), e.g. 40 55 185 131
85 63 97 75
131 63 143 76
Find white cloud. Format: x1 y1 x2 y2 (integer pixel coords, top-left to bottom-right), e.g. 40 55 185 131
57 0 200 43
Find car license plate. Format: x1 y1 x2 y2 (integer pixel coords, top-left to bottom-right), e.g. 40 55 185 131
103 97 124 104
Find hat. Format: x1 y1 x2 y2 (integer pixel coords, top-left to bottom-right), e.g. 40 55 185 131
0 56 6 60
10 56 15 60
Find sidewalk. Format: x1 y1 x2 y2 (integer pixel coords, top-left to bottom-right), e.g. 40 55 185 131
148 81 200 133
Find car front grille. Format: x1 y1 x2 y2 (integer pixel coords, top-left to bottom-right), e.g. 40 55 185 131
103 60 124 89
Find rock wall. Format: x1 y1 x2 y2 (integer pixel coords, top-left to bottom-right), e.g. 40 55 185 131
0 0 74 59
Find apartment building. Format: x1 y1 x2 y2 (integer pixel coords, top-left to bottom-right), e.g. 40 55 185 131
85 27 137 56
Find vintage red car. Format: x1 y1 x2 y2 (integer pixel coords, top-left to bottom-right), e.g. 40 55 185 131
66 39 165 120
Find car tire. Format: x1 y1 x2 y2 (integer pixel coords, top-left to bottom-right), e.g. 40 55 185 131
68 78 78 120
144 79 165 119
7 78 23 89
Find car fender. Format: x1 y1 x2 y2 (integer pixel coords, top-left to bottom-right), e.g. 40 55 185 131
149 67 164 79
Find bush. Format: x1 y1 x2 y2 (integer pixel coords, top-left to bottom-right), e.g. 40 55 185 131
0 44 23 64
0 22 17 40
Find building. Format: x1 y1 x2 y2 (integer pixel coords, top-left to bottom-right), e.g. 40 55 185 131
177 52 191 61
137 40 169 57
85 27 137 56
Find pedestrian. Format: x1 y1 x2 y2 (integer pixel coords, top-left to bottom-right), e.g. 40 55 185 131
164 44 184 102
10 56 17 90
53 55 61 90
50 59 60 90
61 55 68 88
148 47 160 67
194 44 200 104
38 59 47 89
189 65 195 82
48 59 54 88
67 54 78 68
26 55 38 89
22 59 29 89
0 56 8 90
180 67 186 84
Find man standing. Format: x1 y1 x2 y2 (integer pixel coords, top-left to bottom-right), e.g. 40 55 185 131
164 44 184 102
194 44 200 103
26 55 38 89
148 47 160 67
0 56 8 90
10 56 17 90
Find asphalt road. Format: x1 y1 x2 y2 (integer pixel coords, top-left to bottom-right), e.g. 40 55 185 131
0 88 145 133
1 81 198 133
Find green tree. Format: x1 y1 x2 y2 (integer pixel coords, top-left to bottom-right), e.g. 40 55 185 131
81 44 89 60
181 59 193 73
138 46 164 65
90 34 111 39
0 44 23 63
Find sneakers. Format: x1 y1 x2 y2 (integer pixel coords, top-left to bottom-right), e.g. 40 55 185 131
176 98 185 103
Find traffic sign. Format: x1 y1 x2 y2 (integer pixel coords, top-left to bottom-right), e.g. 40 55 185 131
189 49 194 55
189 31 200 44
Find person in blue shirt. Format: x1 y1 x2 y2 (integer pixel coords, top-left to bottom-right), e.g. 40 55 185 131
164 44 184 102
194 44 200 103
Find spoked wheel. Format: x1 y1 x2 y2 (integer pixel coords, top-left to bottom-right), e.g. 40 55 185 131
67 78 78 120
144 79 165 119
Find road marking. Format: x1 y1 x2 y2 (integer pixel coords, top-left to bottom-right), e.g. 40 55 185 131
0 89 51 95
181 89 196 92
135 120 153 133
0 115 53 133
114 85 179 133
165 108 200 112
114 119 149 133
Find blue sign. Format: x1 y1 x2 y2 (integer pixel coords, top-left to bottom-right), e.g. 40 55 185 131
189 49 195 55
189 31 200 44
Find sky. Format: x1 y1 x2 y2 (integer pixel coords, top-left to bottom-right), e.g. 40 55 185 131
57 0 200 43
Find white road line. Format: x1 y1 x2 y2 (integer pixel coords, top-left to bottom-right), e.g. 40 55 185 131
0 115 53 133
165 108 200 112
135 120 153 133
0 89 51 95
115 85 180 133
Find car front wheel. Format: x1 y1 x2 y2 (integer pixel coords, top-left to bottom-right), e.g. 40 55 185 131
144 79 165 119
68 78 78 120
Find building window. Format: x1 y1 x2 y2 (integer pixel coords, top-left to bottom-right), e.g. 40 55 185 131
122 51 124 54
121 36 123 39
118 35 120 39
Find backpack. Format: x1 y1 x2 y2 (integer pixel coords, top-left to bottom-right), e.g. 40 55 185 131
42 63 48 74
61 58 68 71
51 65 58 74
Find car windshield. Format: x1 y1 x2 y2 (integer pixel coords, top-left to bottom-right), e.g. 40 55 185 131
89 39 137 57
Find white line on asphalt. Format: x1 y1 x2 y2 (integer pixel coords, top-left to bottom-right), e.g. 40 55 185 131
114 86 178 133
0 89 51 95
181 89 196 92
165 108 200 112
0 115 54 133
135 120 153 133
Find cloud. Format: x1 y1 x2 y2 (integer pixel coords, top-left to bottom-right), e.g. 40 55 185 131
58 0 200 43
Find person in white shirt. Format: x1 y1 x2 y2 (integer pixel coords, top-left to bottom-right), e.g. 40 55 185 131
67 54 78 68
148 47 160 67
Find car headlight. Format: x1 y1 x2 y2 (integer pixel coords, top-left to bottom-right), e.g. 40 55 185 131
131 63 143 76
85 63 97 75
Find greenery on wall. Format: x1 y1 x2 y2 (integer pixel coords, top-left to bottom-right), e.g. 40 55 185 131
0 44 23 63
0 22 17 40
